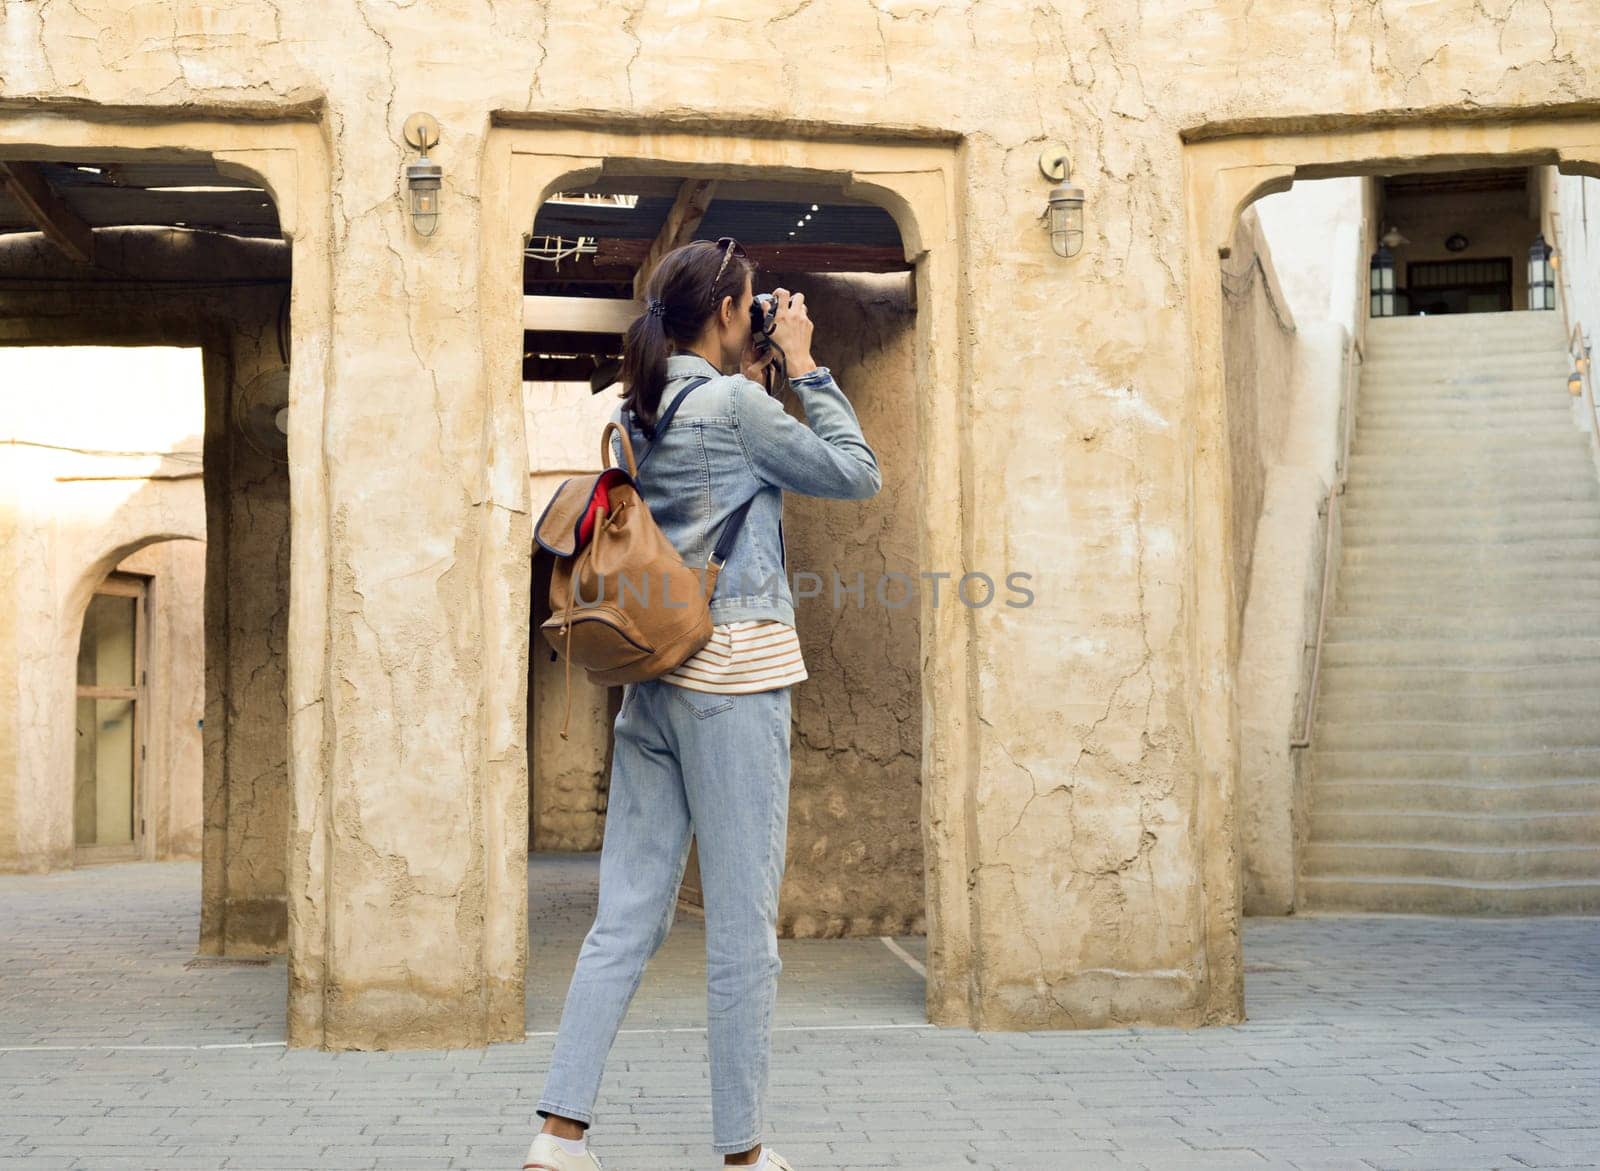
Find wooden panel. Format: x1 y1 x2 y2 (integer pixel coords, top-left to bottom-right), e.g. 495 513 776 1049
523 329 624 355
595 238 910 272
522 355 615 382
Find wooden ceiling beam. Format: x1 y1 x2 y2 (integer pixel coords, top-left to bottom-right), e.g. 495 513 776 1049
0 162 95 264
599 238 910 273
524 329 623 355
523 355 616 383
524 295 638 333
632 178 718 300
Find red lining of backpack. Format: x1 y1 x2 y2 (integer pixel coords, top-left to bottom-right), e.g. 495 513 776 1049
578 467 631 546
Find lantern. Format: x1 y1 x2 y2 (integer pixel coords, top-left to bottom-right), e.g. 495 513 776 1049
1038 146 1086 258
1529 234 1555 310
1369 245 1397 318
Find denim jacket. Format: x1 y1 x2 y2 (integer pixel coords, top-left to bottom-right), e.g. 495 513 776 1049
607 351 881 626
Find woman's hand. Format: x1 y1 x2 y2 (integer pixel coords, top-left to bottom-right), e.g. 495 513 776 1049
740 336 776 386
769 288 817 378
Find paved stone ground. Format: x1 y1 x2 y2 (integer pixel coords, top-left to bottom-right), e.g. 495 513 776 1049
2 856 1598 1171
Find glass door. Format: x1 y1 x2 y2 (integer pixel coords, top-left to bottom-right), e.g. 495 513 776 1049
74 574 145 861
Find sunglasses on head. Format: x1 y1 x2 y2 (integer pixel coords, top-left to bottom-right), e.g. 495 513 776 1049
709 236 748 308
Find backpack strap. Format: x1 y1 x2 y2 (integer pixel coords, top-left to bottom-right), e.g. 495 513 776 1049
629 375 711 469
623 374 759 571
709 496 754 567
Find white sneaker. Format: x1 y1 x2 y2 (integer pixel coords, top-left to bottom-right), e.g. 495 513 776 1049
522 1132 605 1171
722 1153 795 1171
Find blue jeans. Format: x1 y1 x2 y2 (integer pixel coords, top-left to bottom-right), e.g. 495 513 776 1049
536 677 793 1155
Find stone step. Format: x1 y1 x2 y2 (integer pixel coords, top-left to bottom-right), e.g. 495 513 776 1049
1354 421 1582 441
1350 434 1589 459
1356 393 1576 411
1339 476 1595 498
1326 610 1600 640
1339 521 1600 544
1338 539 1600 568
1298 875 1600 913
1308 809 1600 846
1309 778 1600 815
1358 367 1574 389
1341 499 1600 525
1332 569 1600 593
1345 453 1591 479
1356 387 1575 406
1362 343 1571 361
1333 555 1600 577
1311 716 1600 753
1330 580 1600 607
1301 841 1600 881
1308 746 1600 780
1315 688 1599 723
1337 492 1600 518
1332 592 1600 617
1341 518 1600 546
1341 476 1595 495
1362 370 1578 386
1345 442 1590 462
1319 635 1600 668
1315 661 1600 694
1356 419 1580 438
1366 311 1568 339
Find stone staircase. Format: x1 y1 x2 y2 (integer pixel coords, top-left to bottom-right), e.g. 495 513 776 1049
1301 310 1600 913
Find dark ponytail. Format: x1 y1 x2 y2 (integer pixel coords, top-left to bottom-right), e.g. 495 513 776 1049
619 238 756 432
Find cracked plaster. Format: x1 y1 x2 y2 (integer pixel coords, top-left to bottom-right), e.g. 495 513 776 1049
5 0 1598 1046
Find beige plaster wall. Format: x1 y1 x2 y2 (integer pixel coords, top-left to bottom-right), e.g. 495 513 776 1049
1254 179 1369 340
1222 206 1300 627
0 344 205 871
764 270 924 938
8 0 1599 1046
1234 186 1372 915
201 343 292 956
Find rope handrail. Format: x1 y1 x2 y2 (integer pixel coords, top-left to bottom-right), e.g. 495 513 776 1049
1566 321 1600 464
1289 328 1360 750
1546 206 1600 462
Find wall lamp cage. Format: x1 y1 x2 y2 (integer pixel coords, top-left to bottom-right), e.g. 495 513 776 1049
1039 145 1085 258
1369 244 1397 318
403 112 443 237
1529 233 1555 310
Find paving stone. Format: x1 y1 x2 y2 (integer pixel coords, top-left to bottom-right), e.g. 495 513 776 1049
1 857 1597 1170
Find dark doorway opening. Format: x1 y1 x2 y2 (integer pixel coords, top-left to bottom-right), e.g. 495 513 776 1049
1405 257 1514 314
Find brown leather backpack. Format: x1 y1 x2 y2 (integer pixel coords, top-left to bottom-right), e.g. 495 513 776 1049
534 376 754 739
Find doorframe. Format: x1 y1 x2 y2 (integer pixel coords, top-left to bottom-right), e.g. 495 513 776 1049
1182 108 1600 948
72 572 148 865
483 119 974 1028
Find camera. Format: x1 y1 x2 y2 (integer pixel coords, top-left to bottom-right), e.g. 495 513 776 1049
748 291 786 395
750 292 778 357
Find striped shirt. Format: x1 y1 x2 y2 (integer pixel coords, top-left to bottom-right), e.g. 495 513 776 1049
661 619 808 694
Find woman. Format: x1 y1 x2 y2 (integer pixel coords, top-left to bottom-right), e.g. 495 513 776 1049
523 237 882 1171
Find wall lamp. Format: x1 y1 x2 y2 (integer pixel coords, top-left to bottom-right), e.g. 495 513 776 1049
1529 233 1555 310
403 112 443 237
1039 145 1085 258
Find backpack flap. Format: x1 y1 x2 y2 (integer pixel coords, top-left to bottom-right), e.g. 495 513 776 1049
533 466 633 557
